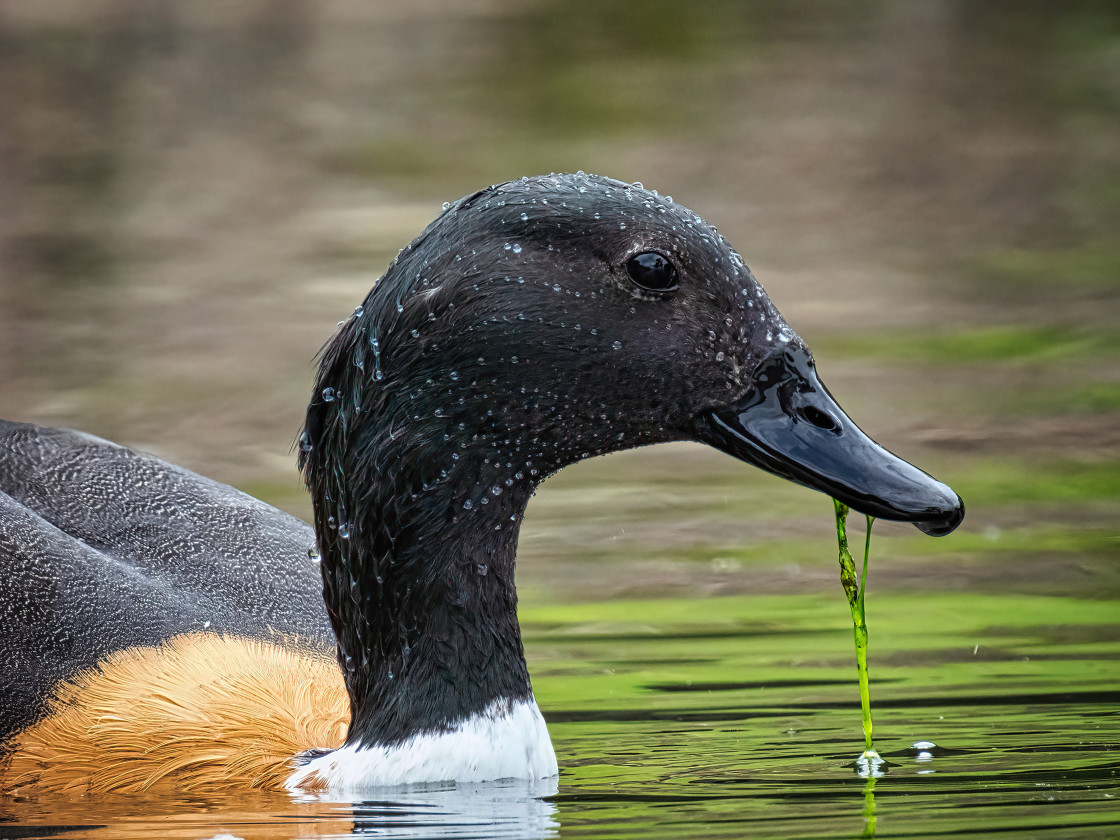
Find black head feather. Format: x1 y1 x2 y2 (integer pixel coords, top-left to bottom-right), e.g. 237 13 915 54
299 173 797 743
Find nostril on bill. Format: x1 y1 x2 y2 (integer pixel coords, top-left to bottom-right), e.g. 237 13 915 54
797 405 841 433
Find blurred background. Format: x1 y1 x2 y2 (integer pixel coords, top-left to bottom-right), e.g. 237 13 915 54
1 0 1117 604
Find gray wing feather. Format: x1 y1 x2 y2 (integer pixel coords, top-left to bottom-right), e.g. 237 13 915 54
0 420 331 738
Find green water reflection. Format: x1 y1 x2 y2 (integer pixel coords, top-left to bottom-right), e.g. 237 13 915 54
535 591 1119 838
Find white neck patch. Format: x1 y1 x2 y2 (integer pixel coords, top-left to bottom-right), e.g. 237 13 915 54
285 696 558 792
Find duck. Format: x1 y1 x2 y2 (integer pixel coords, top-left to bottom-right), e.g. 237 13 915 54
0 173 964 795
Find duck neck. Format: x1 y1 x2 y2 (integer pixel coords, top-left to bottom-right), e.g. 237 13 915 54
312 445 537 748
299 267 589 751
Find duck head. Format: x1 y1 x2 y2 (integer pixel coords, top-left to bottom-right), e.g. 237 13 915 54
305 173 962 536
296 173 963 787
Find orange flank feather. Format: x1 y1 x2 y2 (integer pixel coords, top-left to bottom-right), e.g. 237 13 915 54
1 634 348 795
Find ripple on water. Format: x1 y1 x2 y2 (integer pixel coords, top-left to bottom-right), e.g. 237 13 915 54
2 593 1117 838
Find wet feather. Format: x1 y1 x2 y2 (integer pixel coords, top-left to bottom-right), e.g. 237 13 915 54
1 634 347 794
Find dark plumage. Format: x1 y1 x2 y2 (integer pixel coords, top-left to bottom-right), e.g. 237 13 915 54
299 175 794 746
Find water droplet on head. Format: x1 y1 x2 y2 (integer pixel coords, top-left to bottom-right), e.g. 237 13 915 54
476 563 488 576
463 499 473 510
321 387 336 402
612 340 623 351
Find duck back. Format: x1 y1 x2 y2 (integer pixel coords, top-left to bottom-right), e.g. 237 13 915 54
0 420 332 739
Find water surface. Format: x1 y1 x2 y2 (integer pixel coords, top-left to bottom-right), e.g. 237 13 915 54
5 591 1117 837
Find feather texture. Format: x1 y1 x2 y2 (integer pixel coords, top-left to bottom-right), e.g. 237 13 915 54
1 634 347 794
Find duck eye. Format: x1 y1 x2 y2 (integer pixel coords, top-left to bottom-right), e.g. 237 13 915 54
626 252 679 292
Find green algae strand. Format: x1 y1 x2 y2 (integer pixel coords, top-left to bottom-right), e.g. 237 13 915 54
834 498 880 766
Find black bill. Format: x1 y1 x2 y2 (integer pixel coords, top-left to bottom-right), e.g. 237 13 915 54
696 346 964 536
